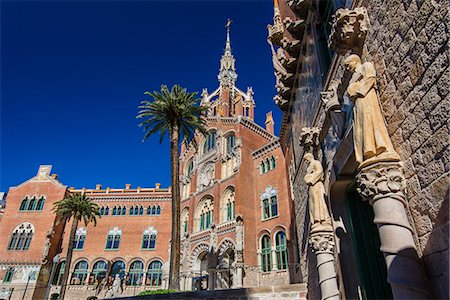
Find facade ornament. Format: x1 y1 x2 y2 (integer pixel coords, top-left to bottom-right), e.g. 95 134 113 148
328 7 370 54
287 0 311 19
273 95 289 111
283 17 305 39
303 153 332 233
345 55 400 169
355 162 431 298
198 161 215 191
309 232 334 253
40 225 55 265
280 36 301 58
299 127 320 153
267 0 284 46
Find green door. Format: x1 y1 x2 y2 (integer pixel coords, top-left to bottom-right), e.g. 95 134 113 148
346 190 393 300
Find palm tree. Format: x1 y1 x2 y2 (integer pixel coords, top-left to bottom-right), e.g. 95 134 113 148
53 192 100 299
137 84 208 290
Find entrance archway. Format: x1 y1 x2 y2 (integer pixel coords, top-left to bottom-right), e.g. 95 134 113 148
192 251 209 290
217 247 235 289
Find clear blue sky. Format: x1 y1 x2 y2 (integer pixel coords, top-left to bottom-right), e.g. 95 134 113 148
1 1 280 191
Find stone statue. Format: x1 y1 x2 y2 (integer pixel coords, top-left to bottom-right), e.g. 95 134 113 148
111 274 121 296
345 55 400 168
235 215 244 252
303 153 331 232
199 163 215 190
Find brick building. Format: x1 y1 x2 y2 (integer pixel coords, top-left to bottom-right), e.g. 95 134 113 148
267 0 448 299
0 26 300 300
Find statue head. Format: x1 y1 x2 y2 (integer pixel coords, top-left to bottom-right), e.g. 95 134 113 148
344 54 361 72
303 152 314 162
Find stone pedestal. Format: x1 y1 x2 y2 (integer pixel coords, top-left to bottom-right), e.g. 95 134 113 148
356 162 431 299
310 231 339 300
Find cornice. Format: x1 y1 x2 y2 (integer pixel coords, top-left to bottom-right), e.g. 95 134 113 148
252 139 281 159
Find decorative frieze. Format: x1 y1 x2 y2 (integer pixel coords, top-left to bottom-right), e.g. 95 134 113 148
286 0 311 19
328 7 370 54
283 17 305 39
309 232 334 253
299 127 320 153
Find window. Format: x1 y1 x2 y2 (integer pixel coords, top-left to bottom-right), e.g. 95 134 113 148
261 187 278 220
275 232 289 270
146 261 162 286
105 206 109 215
100 207 105 215
130 206 134 215
3 267 14 283
156 205 161 215
142 227 157 250
112 206 117 215
110 260 125 279
147 205 161 215
187 159 194 177
128 261 144 286
36 197 45 210
139 206 144 215
261 235 272 272
226 134 236 154
71 260 88 285
117 206 122 215
8 222 34 250
92 260 107 282
19 198 28 211
221 187 235 223
27 197 36 210
134 206 139 215
181 208 189 235
73 228 86 250
53 261 65 285
196 197 213 232
151 206 156 215
122 206 126 215
203 131 216 154
105 227 121 250
270 156 276 170
260 156 276 174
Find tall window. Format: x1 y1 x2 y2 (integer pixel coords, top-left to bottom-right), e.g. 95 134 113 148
221 187 235 223
71 260 88 285
260 156 276 174
110 260 125 279
19 198 28 211
134 206 139 215
261 187 278 220
73 228 86 250
139 206 144 215
8 222 34 250
128 261 144 286
261 235 272 272
105 227 121 250
53 261 65 285
181 208 189 235
197 198 213 231
3 268 14 283
226 134 236 154
275 232 289 270
27 197 36 210
92 260 107 282
187 158 194 177
112 206 117 215
100 206 105 215
147 205 161 215
130 206 134 215
142 227 157 250
270 156 276 169
146 261 162 286
105 206 109 215
203 130 216 154
36 197 45 210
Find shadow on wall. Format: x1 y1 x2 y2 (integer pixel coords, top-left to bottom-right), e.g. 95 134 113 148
422 190 449 299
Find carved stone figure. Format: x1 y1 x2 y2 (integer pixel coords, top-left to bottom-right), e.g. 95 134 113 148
111 274 121 296
198 162 215 190
303 153 331 232
345 55 400 168
41 225 55 264
235 215 244 252
300 127 320 153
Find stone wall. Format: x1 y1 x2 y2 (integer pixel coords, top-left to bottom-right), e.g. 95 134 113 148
363 0 449 297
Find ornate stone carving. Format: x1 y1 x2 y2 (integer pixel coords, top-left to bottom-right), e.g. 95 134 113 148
309 232 334 253
235 215 244 253
267 0 284 46
283 17 305 39
328 7 370 54
287 0 311 19
304 153 332 233
280 37 301 58
198 161 215 191
273 95 289 111
41 225 55 265
300 127 320 153
345 55 400 169
356 162 406 204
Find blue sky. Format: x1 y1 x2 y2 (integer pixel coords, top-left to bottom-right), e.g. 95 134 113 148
1 0 280 191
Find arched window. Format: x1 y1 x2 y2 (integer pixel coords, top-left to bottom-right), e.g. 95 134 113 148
156 205 161 215
146 261 162 286
221 187 235 223
147 205 151 215
264 159 270 173
19 198 28 211
261 235 272 272
203 130 217 154
128 260 144 286
3 267 14 283
118 206 122 215
186 158 194 177
122 206 126 215
142 227 157 250
181 208 189 235
91 260 107 282
260 161 265 174
110 260 125 279
8 222 34 250
275 232 289 270
73 228 86 250
129 206 134 215
105 206 109 215
53 261 65 285
261 187 278 220
71 260 88 285
245 107 250 117
105 227 121 250
112 206 117 216
27 197 36 210
139 206 144 215
226 134 236 154
100 207 105 215
196 197 213 232
134 206 139 215
36 197 45 210
270 156 276 170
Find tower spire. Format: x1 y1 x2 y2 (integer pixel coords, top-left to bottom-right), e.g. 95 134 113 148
218 18 237 87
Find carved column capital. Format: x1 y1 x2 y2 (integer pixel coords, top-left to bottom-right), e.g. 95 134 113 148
309 232 334 253
300 127 320 153
328 7 370 54
356 162 406 205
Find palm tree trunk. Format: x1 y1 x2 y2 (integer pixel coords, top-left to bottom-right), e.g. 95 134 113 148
168 125 181 290
59 217 79 300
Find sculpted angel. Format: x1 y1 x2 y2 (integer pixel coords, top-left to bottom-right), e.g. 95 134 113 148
345 54 400 168
303 153 331 231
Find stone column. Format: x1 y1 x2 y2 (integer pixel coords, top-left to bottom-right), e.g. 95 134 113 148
310 231 339 300
356 162 431 299
271 247 279 271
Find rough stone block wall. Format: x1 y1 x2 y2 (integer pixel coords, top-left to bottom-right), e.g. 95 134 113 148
364 0 449 298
